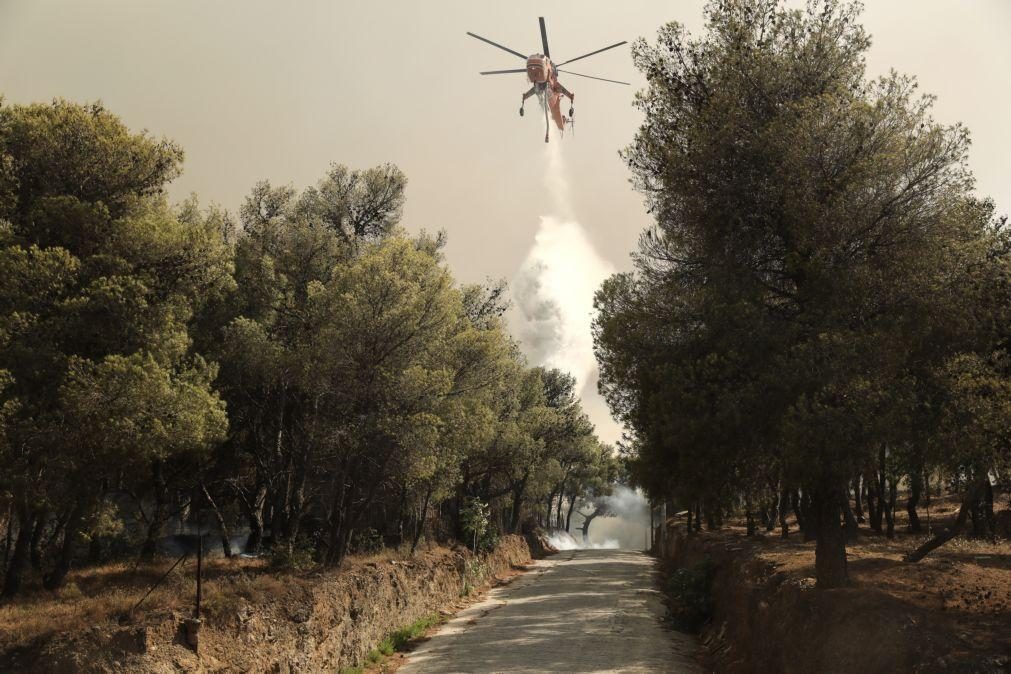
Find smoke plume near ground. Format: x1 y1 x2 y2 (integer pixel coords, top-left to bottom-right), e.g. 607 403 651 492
589 485 651 550
511 143 615 415
545 530 619 551
548 486 651 551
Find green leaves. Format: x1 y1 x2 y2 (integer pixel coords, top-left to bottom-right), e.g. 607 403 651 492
0 99 182 223
0 101 233 587
598 0 1008 529
60 353 227 465
0 97 611 582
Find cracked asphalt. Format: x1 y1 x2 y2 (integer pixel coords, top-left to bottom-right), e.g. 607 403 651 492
399 549 701 673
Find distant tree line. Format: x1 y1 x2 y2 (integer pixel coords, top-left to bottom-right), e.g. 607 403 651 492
594 0 1010 588
0 98 611 599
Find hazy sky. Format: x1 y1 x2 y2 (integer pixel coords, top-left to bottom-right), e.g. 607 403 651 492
2 0 1009 444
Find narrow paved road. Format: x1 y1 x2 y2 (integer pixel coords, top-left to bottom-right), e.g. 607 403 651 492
399 549 700 673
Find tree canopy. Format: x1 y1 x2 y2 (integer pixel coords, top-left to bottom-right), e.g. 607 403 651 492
0 98 611 597
594 0 1011 587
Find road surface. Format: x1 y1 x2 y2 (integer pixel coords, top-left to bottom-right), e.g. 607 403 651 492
399 548 700 673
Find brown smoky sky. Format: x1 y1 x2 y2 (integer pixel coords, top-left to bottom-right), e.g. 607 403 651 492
2 0 1008 444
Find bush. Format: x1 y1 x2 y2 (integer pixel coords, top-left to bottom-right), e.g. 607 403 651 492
478 523 500 553
349 527 384 555
460 497 490 552
666 558 715 632
268 539 316 570
352 614 443 671
59 582 84 600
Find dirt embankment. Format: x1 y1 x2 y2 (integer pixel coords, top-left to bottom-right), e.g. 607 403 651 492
5 535 532 673
660 524 1010 674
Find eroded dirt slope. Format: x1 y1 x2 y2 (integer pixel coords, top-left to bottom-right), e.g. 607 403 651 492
3 536 532 673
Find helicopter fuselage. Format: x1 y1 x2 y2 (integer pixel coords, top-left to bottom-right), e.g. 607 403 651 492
468 18 626 142
525 54 570 131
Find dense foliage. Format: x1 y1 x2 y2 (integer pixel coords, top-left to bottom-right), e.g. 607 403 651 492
594 0 1011 587
0 98 610 598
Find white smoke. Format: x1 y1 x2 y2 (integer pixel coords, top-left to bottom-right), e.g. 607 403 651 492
511 142 615 401
545 486 651 551
545 530 619 551
511 146 651 550
588 485 651 550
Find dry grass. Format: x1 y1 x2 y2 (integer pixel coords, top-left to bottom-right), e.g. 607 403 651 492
683 492 1011 657
0 555 267 654
0 540 457 657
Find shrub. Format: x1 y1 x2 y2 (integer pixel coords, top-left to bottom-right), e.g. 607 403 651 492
268 539 316 571
666 558 715 632
460 497 490 553
350 528 384 555
356 614 443 669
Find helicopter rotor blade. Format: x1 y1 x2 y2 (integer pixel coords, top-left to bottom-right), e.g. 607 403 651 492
556 41 628 67
479 68 528 75
557 69 630 85
539 17 550 58
466 32 527 60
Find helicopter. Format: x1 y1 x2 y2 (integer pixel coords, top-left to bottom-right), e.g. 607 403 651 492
467 17 629 143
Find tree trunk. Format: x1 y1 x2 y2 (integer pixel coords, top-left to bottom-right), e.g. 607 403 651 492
704 498 717 531
790 489 804 534
842 496 859 542
906 478 987 562
201 484 233 559
88 533 102 564
565 496 577 532
907 470 922 534
853 474 865 523
866 469 882 534
240 482 267 554
873 449 887 533
343 514 362 564
1 507 33 599
2 505 13 572
140 461 168 561
969 479 996 539
556 487 566 529
281 451 308 545
884 478 898 539
801 491 817 542
509 474 529 534
44 504 85 591
410 487 433 556
983 480 996 537
812 486 848 588
778 487 790 538
579 511 598 543
29 510 47 571
325 464 350 566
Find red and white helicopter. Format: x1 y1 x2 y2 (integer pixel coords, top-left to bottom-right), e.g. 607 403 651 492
467 17 628 143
